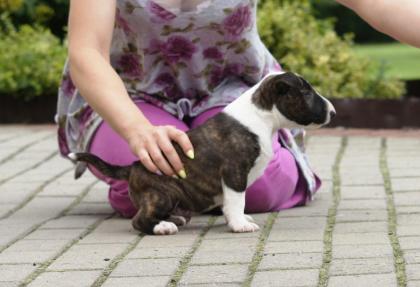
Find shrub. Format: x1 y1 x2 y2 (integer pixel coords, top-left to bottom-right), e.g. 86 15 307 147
0 13 66 100
258 0 405 99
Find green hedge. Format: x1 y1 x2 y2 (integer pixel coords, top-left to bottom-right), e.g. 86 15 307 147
258 0 404 99
0 13 66 100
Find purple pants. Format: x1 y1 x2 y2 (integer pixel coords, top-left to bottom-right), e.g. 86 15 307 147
88 101 311 218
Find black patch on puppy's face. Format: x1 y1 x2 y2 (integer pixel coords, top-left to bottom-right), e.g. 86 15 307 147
252 72 329 126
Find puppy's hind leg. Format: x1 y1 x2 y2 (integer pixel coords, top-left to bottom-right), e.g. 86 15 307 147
131 191 178 235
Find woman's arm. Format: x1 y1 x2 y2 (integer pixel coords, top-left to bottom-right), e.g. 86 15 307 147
68 0 193 177
336 0 420 48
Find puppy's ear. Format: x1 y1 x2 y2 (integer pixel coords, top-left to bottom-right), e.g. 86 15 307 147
252 72 296 110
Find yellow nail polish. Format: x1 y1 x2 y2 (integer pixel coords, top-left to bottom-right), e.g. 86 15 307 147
178 169 187 179
187 150 194 159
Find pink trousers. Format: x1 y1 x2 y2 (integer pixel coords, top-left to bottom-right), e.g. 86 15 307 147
88 101 311 218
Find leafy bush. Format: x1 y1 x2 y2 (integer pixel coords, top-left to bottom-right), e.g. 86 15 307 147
0 13 66 100
258 0 405 99
0 0 22 13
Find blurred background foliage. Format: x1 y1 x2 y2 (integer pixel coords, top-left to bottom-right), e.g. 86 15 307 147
0 0 406 100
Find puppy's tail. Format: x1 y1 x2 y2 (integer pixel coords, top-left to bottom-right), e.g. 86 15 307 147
69 152 131 180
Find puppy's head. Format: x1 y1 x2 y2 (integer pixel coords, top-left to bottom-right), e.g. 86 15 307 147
252 72 335 129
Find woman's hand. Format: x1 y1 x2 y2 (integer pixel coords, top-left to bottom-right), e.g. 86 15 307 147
126 123 194 178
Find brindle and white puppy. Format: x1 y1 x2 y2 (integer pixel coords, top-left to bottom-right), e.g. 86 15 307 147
69 72 335 235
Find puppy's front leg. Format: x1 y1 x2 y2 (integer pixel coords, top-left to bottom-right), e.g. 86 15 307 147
222 181 259 233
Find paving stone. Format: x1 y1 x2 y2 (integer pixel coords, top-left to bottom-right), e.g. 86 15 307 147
407 264 420 280
78 218 137 244
258 252 322 270
405 250 420 264
28 270 102 287
268 228 325 242
333 233 389 245
180 264 248 285
398 226 420 237
341 177 384 186
408 280 420 287
25 228 85 240
110 258 181 277
41 215 103 229
334 221 388 233
179 284 240 287
137 234 198 248
400 237 420 250
338 199 387 210
67 202 115 215
329 257 394 275
336 210 387 223
332 245 393 259
0 281 18 287
389 168 420 177
328 273 397 287
398 214 420 226
394 192 420 206
47 243 128 270
264 241 323 254
0 264 37 282
251 269 318 287
0 240 68 264
340 186 385 199
272 217 326 230
191 248 254 265
396 206 420 214
391 178 420 192
102 276 171 287
127 246 190 259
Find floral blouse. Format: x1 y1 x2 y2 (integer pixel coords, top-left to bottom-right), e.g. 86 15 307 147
56 0 319 199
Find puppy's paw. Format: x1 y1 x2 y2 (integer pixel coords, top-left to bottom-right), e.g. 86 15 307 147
228 219 259 233
153 221 178 235
244 214 255 223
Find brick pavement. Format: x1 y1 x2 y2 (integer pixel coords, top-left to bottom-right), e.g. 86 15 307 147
0 125 419 286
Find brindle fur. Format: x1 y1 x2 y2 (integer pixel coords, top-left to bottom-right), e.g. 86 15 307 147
72 113 260 234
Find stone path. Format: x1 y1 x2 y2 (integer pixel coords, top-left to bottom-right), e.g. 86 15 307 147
0 125 419 287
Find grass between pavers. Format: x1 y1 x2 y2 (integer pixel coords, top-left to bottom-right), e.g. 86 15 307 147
317 136 347 287
380 138 407 287
353 43 420 80
242 212 278 287
91 233 145 287
17 180 106 285
168 216 217 286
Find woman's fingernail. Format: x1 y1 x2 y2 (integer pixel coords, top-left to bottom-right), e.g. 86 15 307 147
178 169 187 179
156 170 162 176
186 150 195 159
172 174 178 179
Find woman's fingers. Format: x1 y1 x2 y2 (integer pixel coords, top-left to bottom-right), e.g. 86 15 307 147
136 148 160 175
146 140 176 176
167 127 194 159
157 134 185 178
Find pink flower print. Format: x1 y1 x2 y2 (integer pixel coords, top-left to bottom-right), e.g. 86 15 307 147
222 5 252 37
118 53 143 79
209 66 225 87
203 47 223 60
162 35 197 63
115 8 133 34
147 1 176 23
62 74 76 96
155 73 175 86
225 63 245 75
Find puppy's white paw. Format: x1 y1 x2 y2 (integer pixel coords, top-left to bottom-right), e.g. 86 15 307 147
244 214 255 223
153 221 178 235
228 219 259 233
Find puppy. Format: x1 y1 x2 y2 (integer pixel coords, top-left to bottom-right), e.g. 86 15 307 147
69 72 335 235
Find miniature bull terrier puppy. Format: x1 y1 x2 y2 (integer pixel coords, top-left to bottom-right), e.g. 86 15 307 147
69 72 336 235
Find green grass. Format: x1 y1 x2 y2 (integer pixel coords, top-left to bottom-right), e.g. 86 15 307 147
353 43 420 80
